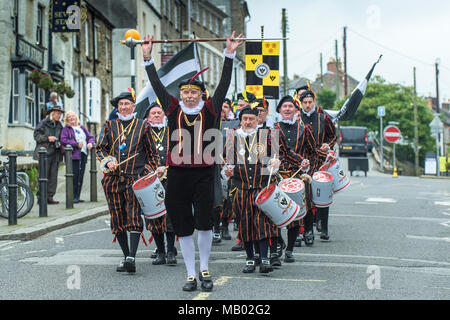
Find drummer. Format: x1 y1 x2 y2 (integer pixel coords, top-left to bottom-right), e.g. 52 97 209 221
274 95 314 262
96 90 165 273
299 90 337 243
222 104 308 274
143 101 177 266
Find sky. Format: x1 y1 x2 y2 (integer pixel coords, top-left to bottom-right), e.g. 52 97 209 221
246 0 450 102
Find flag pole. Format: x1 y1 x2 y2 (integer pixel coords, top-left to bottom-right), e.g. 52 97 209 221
120 37 289 48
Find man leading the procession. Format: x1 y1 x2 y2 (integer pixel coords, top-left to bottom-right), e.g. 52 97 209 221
274 95 315 262
143 101 177 266
299 90 337 245
141 32 244 292
96 90 164 273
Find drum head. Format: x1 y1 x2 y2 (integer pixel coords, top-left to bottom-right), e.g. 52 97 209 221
256 185 276 205
133 172 157 190
312 171 334 183
279 178 304 193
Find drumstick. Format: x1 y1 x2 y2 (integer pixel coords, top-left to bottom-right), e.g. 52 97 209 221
291 167 302 179
105 153 139 173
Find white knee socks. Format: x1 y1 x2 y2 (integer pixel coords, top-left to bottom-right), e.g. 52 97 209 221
178 230 213 278
197 230 212 272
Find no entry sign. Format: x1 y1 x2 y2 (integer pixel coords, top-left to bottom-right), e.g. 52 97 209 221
384 125 401 143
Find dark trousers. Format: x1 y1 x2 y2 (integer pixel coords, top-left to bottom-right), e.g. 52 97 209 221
37 153 59 200
72 152 87 200
165 166 215 237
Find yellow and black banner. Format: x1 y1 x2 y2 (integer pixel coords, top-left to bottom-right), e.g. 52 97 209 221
245 41 279 99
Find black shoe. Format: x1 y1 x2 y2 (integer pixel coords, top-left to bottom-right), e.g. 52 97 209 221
73 198 79 204
47 199 59 205
231 241 244 251
182 276 197 292
152 252 166 265
78 199 85 203
270 253 282 267
199 271 213 292
304 230 314 246
284 250 295 263
221 226 232 240
212 232 222 244
316 219 322 233
276 242 285 258
259 258 273 273
116 258 127 272
166 251 177 266
124 256 136 273
294 234 302 247
151 248 158 259
242 259 256 273
320 230 330 241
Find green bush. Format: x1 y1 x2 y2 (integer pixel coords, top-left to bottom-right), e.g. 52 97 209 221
24 167 38 193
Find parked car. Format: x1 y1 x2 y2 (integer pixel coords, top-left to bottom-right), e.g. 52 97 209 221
339 126 368 157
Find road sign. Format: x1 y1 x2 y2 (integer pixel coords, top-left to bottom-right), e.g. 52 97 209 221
384 125 401 143
429 115 444 135
377 106 385 117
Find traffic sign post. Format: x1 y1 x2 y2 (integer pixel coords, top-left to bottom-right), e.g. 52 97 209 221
378 106 385 170
384 125 401 178
429 114 443 176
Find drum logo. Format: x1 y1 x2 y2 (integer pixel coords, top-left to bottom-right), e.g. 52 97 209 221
255 63 270 79
153 183 165 205
338 169 345 178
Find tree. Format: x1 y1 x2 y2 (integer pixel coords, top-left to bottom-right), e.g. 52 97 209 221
333 76 435 167
316 88 336 110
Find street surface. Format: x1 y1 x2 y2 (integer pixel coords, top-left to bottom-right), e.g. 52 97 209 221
0 157 449 301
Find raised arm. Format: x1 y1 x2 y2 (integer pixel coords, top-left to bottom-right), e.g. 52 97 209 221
141 35 173 114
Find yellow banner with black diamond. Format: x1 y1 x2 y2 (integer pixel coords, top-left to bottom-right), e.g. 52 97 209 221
245 41 280 99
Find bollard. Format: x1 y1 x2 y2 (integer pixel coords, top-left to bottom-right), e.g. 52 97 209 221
89 122 98 202
38 147 48 217
8 152 18 225
65 145 74 209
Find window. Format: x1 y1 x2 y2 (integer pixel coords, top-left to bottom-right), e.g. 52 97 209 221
73 31 79 50
84 21 89 57
167 0 171 20
174 4 179 30
38 88 45 124
10 68 19 124
94 24 99 60
195 1 199 23
25 71 35 125
209 13 213 32
13 0 18 33
36 5 44 46
215 18 220 35
203 10 207 28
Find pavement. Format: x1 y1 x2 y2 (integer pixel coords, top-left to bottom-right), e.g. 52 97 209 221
0 157 109 241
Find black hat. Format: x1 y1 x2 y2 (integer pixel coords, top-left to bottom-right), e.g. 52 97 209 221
143 100 163 119
223 98 232 107
110 91 135 108
46 105 65 116
299 90 315 102
255 97 269 110
276 95 299 113
179 67 209 92
238 105 259 121
295 79 312 95
237 91 257 103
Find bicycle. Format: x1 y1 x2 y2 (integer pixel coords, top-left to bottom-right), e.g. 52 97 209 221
0 146 34 219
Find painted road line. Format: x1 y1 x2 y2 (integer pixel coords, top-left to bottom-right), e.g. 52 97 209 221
406 235 450 243
365 197 397 203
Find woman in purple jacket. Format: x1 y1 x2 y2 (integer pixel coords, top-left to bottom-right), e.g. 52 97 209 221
60 111 95 203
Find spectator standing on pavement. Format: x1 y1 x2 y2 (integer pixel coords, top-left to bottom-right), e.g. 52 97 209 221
33 106 65 205
60 111 95 203
42 92 63 120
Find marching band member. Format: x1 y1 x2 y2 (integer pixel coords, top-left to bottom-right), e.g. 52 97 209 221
274 95 315 262
143 101 177 266
96 90 164 273
141 32 244 292
299 90 337 244
222 104 308 274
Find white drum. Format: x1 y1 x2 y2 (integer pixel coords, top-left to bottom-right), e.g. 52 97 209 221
278 178 306 221
255 185 300 228
320 156 350 193
311 171 334 208
132 172 166 219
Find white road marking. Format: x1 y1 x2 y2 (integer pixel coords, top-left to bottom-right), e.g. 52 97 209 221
365 197 397 203
435 201 450 206
334 214 447 223
354 202 378 205
440 221 450 228
55 237 64 244
0 240 20 249
406 235 450 243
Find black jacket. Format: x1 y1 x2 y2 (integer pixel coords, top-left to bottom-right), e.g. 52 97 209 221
33 117 64 161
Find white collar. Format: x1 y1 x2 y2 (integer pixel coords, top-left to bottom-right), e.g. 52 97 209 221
301 105 316 117
149 116 167 129
236 127 257 138
227 111 235 120
280 114 298 125
180 100 204 115
118 112 136 121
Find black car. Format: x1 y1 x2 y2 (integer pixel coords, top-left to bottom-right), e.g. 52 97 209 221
339 126 368 157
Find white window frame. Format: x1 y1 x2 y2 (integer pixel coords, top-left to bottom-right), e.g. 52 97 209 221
36 5 44 46
84 21 89 57
24 70 35 126
94 23 99 60
10 68 20 124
